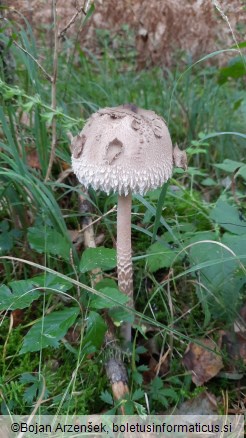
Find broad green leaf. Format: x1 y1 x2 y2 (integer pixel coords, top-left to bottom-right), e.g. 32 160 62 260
20 307 80 353
186 167 207 177
0 220 21 253
82 311 107 351
218 57 246 84
27 226 71 261
32 273 73 293
19 373 37 384
41 111 54 123
94 278 118 290
231 41 246 49
90 287 128 310
22 101 35 112
233 98 243 110
173 167 187 174
132 370 143 385
210 199 246 235
221 233 246 263
214 159 243 173
191 139 210 147
109 306 134 324
186 147 207 155
19 374 49 404
100 390 113 406
189 234 245 322
0 280 40 310
135 346 147 355
0 220 9 232
201 177 217 186
79 247 116 273
132 388 145 401
146 188 162 201
137 365 149 373
236 164 246 180
161 387 179 402
137 365 149 371
23 382 39 404
0 231 14 253
146 241 178 273
188 230 216 242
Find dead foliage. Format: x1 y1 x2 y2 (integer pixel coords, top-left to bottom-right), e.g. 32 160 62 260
183 338 224 386
183 305 246 387
221 331 246 366
7 0 245 68
173 391 218 415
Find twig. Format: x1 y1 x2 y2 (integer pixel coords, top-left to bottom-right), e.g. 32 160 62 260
58 6 86 39
13 40 53 83
155 347 170 377
70 248 81 299
3 312 14 361
45 0 58 182
166 268 174 357
80 205 117 233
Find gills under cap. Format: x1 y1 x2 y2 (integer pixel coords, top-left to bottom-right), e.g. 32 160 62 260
71 105 175 196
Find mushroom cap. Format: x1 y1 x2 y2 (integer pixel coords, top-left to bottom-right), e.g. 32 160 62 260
71 105 174 195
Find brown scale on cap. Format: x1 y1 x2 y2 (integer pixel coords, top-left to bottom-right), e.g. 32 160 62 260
70 133 87 159
122 103 138 113
131 119 141 130
103 138 123 165
173 144 188 170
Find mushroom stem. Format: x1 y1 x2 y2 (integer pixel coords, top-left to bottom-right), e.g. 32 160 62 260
117 193 134 344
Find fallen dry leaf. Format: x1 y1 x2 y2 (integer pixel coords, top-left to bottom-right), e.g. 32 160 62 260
221 331 246 366
183 338 223 386
171 391 218 415
26 148 41 169
11 309 25 327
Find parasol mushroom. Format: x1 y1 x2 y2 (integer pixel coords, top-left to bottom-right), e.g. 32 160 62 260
71 104 187 345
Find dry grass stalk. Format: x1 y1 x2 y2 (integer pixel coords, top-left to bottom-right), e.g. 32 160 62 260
45 0 58 182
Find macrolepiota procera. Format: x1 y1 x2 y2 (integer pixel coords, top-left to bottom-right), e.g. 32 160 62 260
71 104 187 344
